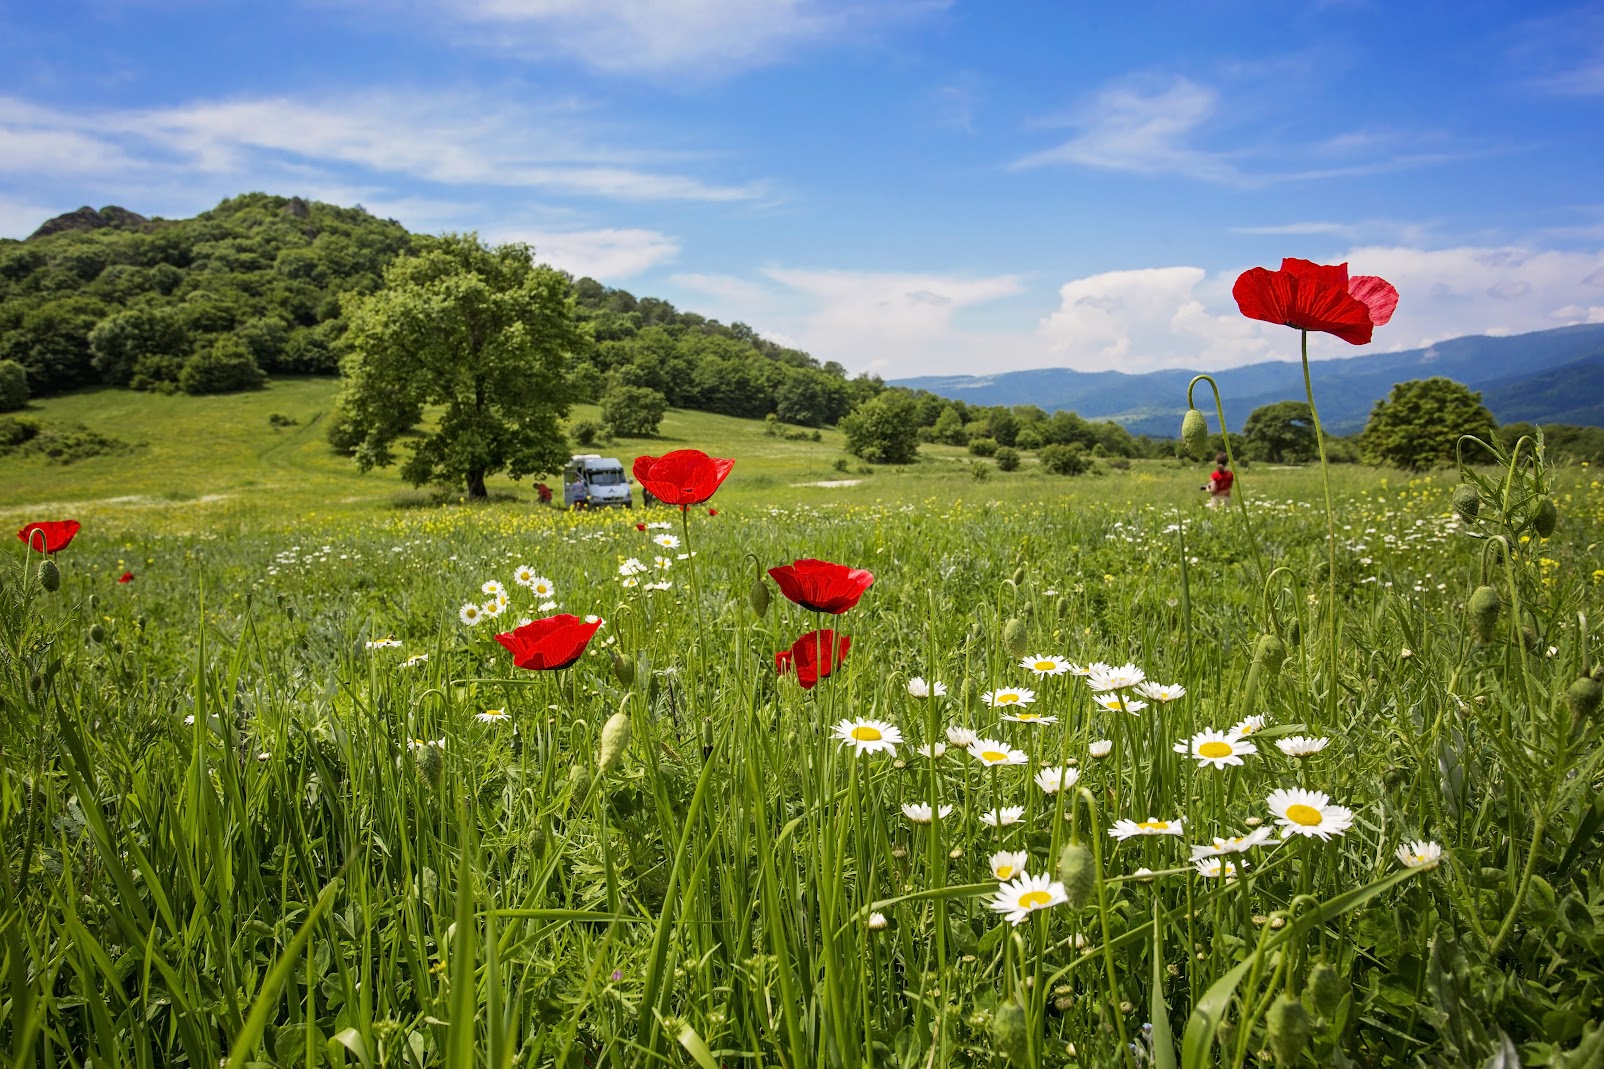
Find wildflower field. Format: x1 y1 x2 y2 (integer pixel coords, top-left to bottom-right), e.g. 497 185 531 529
5 427 1604 1069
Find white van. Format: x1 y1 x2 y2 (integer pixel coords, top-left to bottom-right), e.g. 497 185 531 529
563 455 633 509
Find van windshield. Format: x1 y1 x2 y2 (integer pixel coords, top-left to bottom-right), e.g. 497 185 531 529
588 470 625 486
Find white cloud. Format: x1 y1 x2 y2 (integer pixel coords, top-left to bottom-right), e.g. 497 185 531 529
0 91 765 202
0 191 64 240
498 227 680 280
400 0 948 77
670 272 778 304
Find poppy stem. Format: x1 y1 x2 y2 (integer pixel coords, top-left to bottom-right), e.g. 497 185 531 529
1299 329 1340 727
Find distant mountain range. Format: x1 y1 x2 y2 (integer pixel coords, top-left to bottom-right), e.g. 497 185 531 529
890 323 1604 436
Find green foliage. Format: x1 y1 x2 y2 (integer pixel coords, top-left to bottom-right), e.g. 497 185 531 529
600 383 667 438
0 358 27 411
1361 377 1498 470
88 306 189 386
995 446 1020 472
572 418 606 447
1039 442 1090 475
840 390 920 464
340 233 581 498
968 436 999 458
1499 422 1604 464
178 334 267 395
1243 400 1316 463
0 415 136 462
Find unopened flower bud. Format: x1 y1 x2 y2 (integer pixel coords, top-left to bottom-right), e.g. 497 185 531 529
748 572 771 617
1265 993 1313 1065
1451 484 1480 522
989 998 1030 1066
597 708 632 776
1533 495 1557 538
1307 961 1347 1019
610 649 634 687
1567 675 1602 725
1468 585 1501 644
1002 617 1028 660
88 624 106 644
38 559 60 592
1011 565 1026 587
1056 841 1096 912
1252 633 1287 678
1181 408 1209 460
568 764 593 810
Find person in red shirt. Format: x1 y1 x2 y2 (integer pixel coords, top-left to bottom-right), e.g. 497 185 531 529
1203 453 1234 507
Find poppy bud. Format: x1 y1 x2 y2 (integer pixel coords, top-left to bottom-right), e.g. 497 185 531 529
1451 484 1480 522
700 717 714 758
1055 596 1069 619
1056 841 1096 912
88 594 98 610
1533 495 1557 538
1284 617 1301 648
29 673 43 693
416 743 442 783
568 764 593 810
1181 408 1209 460
1306 961 1347 1018
1566 675 1602 725
1265 992 1313 1065
1468 585 1501 644
597 706 632 776
1011 565 1025 586
1002 617 1028 660
88 624 106 644
38 559 60 592
1252 633 1287 678
748 573 771 617
988 997 1030 1066
611 649 635 687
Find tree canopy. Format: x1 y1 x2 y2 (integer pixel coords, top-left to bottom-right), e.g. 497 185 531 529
338 234 582 498
1360 377 1497 471
1243 400 1317 463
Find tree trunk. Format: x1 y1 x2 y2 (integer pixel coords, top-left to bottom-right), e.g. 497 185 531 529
467 469 488 499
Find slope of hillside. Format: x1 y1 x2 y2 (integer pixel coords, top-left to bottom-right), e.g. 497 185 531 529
894 323 1604 434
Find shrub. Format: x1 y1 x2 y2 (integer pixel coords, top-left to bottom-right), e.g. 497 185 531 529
1040 443 1090 476
995 446 1020 472
841 392 920 464
268 412 299 429
1015 426 1044 451
0 359 28 412
969 460 991 481
572 419 605 447
325 404 364 455
179 335 267 395
833 457 850 473
600 383 667 438
968 437 999 458
0 414 41 447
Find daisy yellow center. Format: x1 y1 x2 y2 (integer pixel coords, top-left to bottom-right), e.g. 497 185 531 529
1285 804 1323 826
1033 661 1055 670
1137 820 1169 831
996 693 1020 704
850 725 882 742
981 750 1009 762
1239 724 1257 734
1014 712 1041 720
996 865 1016 879
1198 741 1233 758
1018 890 1053 908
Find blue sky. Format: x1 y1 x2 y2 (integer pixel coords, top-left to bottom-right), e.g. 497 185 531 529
3 0 1602 378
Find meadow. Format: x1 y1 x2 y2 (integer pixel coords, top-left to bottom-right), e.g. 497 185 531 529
3 380 1603 1067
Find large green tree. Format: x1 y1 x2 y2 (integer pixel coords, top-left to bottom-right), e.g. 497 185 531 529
1243 400 1316 463
339 234 582 498
1360 377 1497 471
841 390 920 464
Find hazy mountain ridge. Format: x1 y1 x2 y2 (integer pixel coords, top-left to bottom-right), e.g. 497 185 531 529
892 323 1604 435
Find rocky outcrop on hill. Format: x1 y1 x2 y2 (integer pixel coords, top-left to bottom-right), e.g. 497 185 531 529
27 205 152 241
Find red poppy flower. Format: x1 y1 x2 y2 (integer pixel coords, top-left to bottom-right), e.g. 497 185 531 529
1232 258 1398 345
707 508 718 516
775 629 852 689
494 614 604 671
636 523 647 531
768 558 875 614
118 571 134 583
16 520 82 554
632 449 735 506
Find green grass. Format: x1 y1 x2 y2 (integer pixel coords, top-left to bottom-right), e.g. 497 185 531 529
3 386 1602 1068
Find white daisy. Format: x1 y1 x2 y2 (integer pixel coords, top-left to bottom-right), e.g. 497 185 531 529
481 579 506 598
1001 709 1057 725
1135 681 1187 702
407 737 446 751
1193 857 1242 879
915 742 947 759
946 725 979 748
1396 840 1443 870
1067 661 1101 677
1230 715 1267 737
1109 816 1185 840
529 576 556 598
1088 739 1113 759
645 581 672 592
365 636 403 649
1275 736 1330 758
1188 826 1275 859
481 599 504 619
401 653 429 668
982 687 1037 708
989 849 1030 880
979 806 1026 827
1173 729 1257 769
901 801 953 824
1092 693 1148 715
1034 766 1081 794
459 603 485 626
832 718 903 757
1021 654 1072 676
908 676 947 699
512 565 537 587
988 873 1069 925
652 533 681 550
1267 788 1354 841
653 555 673 570
966 738 1028 767
477 707 511 725
1086 662 1146 692
539 600 559 611
618 558 647 577
646 521 673 530
866 912 888 931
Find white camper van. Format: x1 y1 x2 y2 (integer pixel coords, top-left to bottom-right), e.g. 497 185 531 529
563 454 633 509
